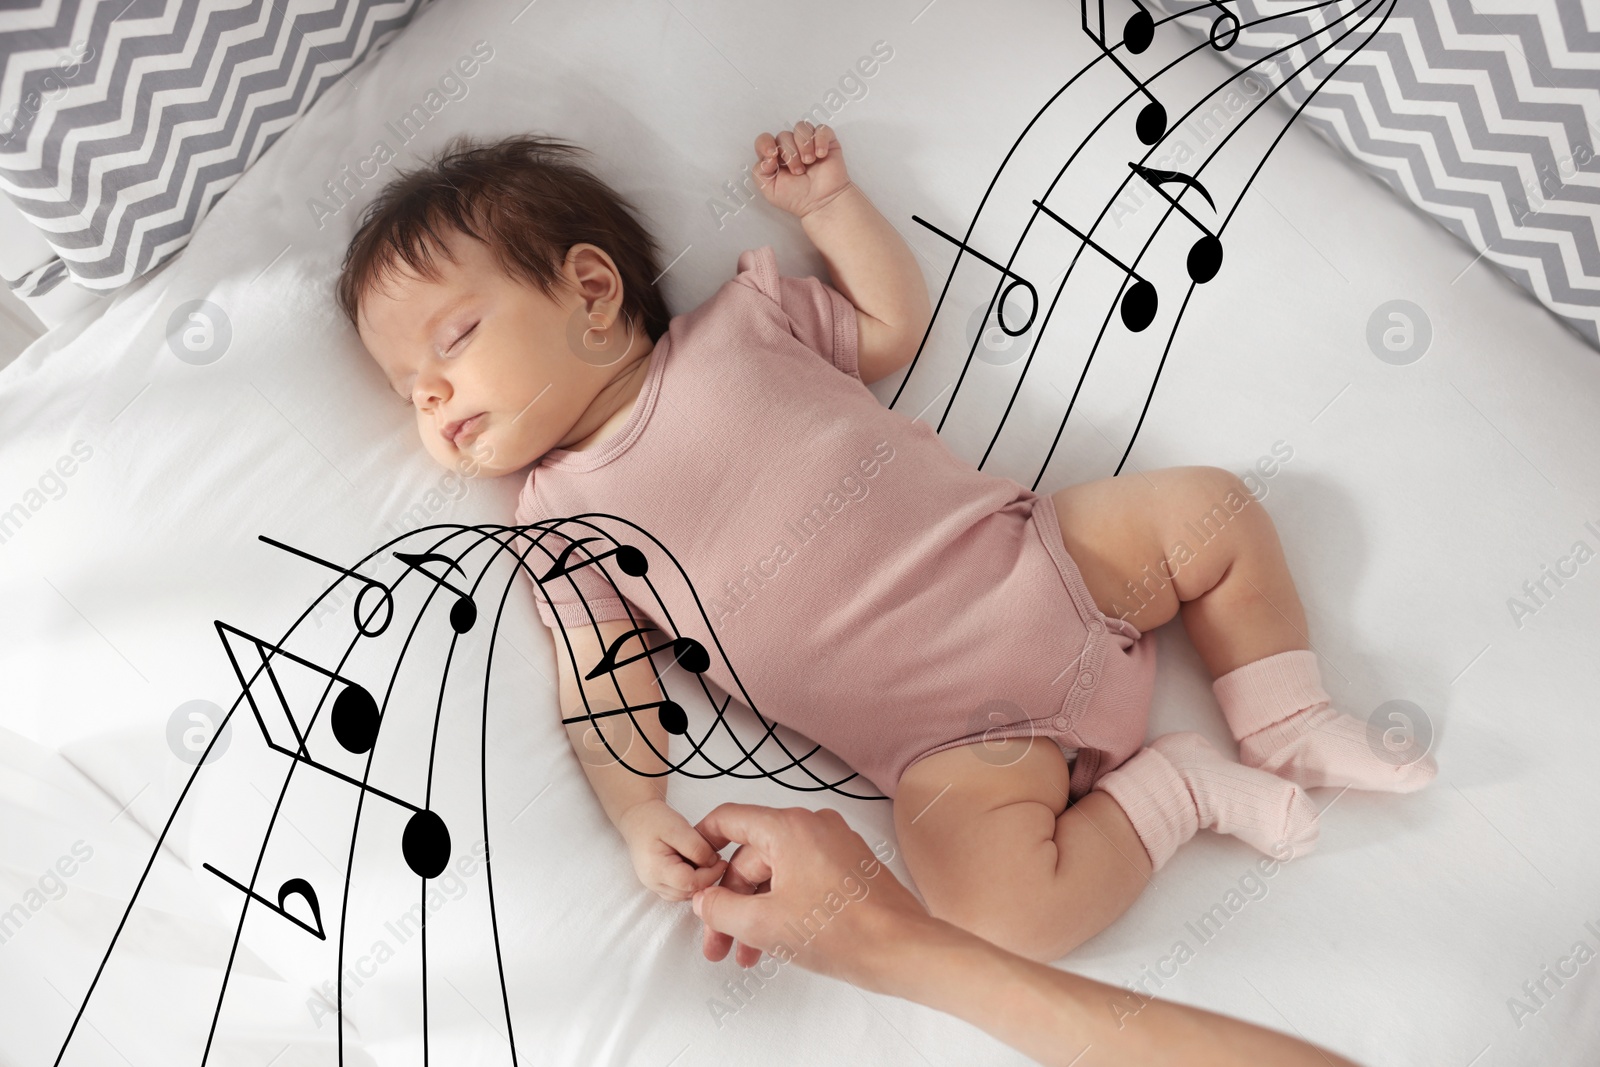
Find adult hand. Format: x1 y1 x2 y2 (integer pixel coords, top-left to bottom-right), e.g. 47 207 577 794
690 803 928 991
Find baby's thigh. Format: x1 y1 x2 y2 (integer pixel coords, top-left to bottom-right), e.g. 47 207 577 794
1050 464 1250 624
893 738 1071 950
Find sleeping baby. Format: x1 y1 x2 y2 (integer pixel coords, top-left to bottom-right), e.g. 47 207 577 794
336 124 1436 965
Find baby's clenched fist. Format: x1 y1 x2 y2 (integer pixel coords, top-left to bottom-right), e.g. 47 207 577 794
753 121 853 219
616 797 728 903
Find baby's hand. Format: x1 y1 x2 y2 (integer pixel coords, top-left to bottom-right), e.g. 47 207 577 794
753 121 852 219
616 798 729 903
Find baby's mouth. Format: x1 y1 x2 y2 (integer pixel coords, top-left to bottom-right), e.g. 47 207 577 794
442 412 487 449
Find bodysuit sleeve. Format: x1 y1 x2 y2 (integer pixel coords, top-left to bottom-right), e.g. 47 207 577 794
512 492 638 631
733 245 862 381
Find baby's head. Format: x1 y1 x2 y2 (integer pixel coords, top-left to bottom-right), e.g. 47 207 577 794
337 133 670 478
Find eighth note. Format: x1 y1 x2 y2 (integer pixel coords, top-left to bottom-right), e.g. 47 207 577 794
203 866 326 940
394 551 478 634
536 537 649 583
1128 162 1225 284
1029 199 1159 332
584 624 710 682
911 214 1038 338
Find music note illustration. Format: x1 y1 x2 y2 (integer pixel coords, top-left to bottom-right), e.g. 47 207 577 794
557 620 710 736
1206 0 1240 50
216 621 452 878
911 214 1039 338
202 866 327 940
1081 0 1167 145
1029 198 1160 332
536 536 650 582
392 550 479 633
585 623 711 681
1128 162 1225 283
561 697 691 736
261 533 395 637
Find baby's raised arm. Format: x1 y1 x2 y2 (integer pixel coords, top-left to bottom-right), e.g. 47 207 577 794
553 618 727 901
753 122 932 386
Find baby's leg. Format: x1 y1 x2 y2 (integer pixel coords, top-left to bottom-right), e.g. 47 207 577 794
895 734 1316 963
895 738 1151 963
1051 465 1435 792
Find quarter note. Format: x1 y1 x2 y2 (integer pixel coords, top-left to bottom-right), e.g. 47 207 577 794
561 697 690 736
260 534 393 637
203 865 327 940
393 550 478 633
1127 162 1225 283
1081 0 1168 144
911 214 1038 337
1029 199 1160 332
215 621 453 879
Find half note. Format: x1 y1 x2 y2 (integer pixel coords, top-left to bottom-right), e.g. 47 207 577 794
911 214 1038 338
260 534 394 638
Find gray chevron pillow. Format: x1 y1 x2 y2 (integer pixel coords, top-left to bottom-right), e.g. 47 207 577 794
1146 0 1600 348
0 0 432 301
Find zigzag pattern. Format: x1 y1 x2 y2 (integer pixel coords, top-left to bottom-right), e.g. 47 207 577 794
0 0 430 296
1152 0 1600 348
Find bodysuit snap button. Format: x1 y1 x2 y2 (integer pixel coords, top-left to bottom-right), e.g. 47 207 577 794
1087 618 1104 634
1052 714 1070 730
1077 669 1096 688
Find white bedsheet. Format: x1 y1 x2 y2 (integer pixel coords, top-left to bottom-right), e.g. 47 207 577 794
1 0 1597 1064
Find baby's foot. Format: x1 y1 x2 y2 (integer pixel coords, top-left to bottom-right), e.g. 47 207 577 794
1150 732 1320 859
1238 703 1437 793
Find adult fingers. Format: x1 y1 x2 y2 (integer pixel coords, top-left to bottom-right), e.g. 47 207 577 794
693 802 784 855
664 820 721 869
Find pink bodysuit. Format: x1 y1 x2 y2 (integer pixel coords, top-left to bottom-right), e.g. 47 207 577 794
513 246 1156 801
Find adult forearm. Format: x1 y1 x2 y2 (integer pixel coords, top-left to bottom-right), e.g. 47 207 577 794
799 182 929 335
867 914 1362 1067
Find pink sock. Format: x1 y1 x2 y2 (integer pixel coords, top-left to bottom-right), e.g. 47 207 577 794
1213 649 1437 793
1094 732 1319 870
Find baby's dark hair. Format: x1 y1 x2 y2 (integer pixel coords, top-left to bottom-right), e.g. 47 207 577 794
335 132 670 343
